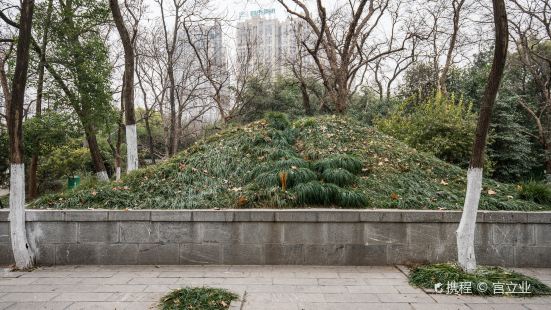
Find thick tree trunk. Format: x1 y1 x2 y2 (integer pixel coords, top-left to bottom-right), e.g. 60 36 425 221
299 80 312 115
335 87 348 114
7 0 35 270
84 125 109 181
109 0 137 172
456 0 508 273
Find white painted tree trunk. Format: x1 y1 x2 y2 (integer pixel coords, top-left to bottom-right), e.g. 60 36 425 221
9 164 34 269
96 171 109 181
115 167 121 181
126 124 138 172
456 167 483 273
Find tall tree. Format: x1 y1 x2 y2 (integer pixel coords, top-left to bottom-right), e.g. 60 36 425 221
157 0 183 155
183 18 230 123
277 0 408 113
456 0 509 272
28 0 54 199
7 0 35 269
509 0 551 182
109 0 138 173
49 0 112 181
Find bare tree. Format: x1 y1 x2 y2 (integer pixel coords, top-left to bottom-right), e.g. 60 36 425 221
183 17 230 123
6 0 35 270
136 27 171 157
230 23 272 119
438 0 466 95
136 58 158 164
156 0 188 155
277 0 408 113
509 0 551 182
412 0 479 96
137 16 211 156
367 2 420 102
456 0 508 272
284 18 318 114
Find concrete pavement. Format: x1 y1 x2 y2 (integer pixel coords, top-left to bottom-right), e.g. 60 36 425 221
0 265 550 309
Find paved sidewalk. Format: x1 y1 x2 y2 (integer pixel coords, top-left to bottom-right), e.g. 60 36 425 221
0 265 550 310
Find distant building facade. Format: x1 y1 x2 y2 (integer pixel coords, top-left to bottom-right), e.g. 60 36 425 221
236 15 302 78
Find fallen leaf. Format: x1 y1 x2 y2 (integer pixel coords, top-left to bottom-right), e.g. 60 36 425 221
440 180 448 186
488 189 496 196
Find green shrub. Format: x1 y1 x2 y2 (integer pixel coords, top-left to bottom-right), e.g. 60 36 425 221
265 111 291 130
518 182 551 205
376 92 476 166
409 263 551 296
159 287 238 310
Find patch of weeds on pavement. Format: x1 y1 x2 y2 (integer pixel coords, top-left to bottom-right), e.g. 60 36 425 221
409 263 551 296
9 264 37 272
159 286 238 310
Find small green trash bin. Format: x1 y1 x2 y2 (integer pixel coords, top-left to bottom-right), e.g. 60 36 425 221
68 175 80 189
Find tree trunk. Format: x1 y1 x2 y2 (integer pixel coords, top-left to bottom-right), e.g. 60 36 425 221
335 86 348 114
114 74 124 181
136 66 155 164
545 143 551 183
115 123 123 181
168 65 177 156
438 0 464 95
7 0 35 270
84 125 109 181
299 80 312 115
28 0 53 199
144 115 155 164
109 0 137 173
456 0 508 273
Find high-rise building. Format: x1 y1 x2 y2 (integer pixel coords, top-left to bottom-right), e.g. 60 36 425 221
236 15 299 78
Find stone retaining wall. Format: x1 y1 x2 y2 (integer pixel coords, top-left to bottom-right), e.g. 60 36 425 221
0 209 550 266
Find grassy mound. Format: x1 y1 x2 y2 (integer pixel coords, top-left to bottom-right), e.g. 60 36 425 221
409 263 551 296
32 114 550 210
159 287 237 310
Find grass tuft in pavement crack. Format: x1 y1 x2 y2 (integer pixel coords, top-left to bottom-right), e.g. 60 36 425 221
159 287 238 310
409 263 551 296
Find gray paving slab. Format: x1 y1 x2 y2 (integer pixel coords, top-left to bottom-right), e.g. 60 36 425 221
0 265 549 309
0 303 12 310
4 302 73 310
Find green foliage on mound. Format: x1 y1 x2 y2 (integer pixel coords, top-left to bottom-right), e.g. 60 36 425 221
517 181 551 205
32 113 550 210
409 263 551 296
159 287 238 310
